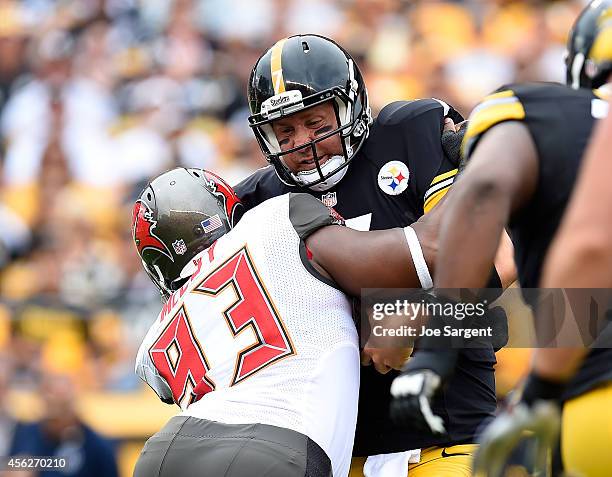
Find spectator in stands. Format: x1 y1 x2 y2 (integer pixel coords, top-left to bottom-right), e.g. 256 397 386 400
9 372 119 477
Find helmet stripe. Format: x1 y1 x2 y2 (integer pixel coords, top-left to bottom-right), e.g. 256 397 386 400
590 26 612 62
270 38 287 94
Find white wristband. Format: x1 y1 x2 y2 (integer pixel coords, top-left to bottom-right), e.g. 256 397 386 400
403 225 433 289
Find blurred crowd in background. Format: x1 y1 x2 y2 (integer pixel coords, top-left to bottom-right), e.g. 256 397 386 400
0 0 590 474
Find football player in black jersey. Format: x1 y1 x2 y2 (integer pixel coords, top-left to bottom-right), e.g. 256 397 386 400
532 111 612 386
236 34 512 476
398 1 612 476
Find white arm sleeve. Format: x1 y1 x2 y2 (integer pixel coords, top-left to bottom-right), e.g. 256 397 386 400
403 225 433 289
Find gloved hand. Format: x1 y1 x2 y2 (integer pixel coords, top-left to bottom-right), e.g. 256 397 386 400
472 373 564 477
389 349 458 435
390 368 446 434
441 120 468 167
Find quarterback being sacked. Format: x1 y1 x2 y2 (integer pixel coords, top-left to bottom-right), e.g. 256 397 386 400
131 168 440 477
237 34 509 476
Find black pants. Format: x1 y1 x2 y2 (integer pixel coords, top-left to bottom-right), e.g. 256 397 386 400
133 416 332 477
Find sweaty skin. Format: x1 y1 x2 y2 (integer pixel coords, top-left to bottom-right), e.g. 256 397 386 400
435 121 538 290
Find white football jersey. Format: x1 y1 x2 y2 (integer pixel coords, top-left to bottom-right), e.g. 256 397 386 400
136 193 359 477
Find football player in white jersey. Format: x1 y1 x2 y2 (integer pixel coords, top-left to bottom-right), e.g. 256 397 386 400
131 167 440 477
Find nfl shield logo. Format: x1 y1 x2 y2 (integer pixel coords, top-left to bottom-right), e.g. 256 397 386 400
172 239 187 255
321 192 337 208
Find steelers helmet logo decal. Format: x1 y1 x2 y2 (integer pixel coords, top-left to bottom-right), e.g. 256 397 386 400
377 161 409 195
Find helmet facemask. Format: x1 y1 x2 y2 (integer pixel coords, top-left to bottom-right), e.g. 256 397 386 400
142 258 177 303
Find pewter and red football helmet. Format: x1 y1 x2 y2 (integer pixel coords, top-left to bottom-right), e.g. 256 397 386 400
132 168 241 299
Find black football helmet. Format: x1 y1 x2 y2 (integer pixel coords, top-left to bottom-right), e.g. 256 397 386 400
566 0 612 89
132 168 242 300
247 34 372 191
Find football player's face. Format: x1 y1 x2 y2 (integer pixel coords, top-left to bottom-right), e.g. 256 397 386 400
271 102 343 173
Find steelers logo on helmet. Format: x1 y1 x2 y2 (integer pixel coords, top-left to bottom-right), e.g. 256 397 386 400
378 161 410 196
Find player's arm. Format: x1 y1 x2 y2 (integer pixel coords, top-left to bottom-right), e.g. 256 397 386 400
288 192 438 293
389 103 539 435
495 230 517 288
291 193 438 374
306 216 439 374
531 110 612 382
471 115 612 475
434 121 538 289
135 322 175 405
384 99 464 213
306 213 439 296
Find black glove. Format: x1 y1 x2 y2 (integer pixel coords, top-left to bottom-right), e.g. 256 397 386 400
473 373 564 477
441 121 468 167
389 349 458 434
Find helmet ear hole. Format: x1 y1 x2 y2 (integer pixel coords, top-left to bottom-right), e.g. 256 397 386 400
193 224 204 236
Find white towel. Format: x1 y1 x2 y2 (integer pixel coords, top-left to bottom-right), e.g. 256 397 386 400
363 449 421 477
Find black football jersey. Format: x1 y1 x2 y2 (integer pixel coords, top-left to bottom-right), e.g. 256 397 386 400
237 99 460 228
236 99 497 454
463 82 612 401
